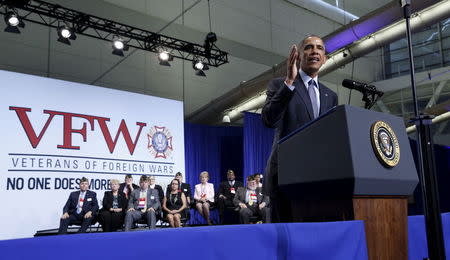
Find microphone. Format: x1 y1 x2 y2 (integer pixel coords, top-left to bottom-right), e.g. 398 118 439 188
341 79 384 97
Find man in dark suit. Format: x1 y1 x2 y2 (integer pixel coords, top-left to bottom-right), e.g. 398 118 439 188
262 35 338 222
58 177 99 234
124 175 160 231
217 169 243 223
233 175 270 224
119 174 139 200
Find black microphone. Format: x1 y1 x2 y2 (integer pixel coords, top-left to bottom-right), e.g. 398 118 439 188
341 79 384 97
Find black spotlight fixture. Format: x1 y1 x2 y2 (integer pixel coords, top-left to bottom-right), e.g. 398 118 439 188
192 60 209 77
4 11 25 34
203 32 217 59
111 36 129 56
157 50 173 66
57 26 76 45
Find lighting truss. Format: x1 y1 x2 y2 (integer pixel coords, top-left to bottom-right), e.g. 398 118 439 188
0 0 229 67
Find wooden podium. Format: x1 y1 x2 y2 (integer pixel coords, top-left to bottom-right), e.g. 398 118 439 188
278 105 418 260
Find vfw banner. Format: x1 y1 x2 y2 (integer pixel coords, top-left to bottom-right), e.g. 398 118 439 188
0 70 185 240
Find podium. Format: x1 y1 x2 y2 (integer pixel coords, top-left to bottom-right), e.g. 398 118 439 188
278 105 418 260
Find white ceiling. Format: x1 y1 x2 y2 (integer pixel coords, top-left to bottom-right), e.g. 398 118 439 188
0 0 391 118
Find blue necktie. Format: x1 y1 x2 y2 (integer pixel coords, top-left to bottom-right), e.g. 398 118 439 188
308 80 319 119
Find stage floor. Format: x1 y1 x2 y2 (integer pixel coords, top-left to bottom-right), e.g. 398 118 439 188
2 221 368 260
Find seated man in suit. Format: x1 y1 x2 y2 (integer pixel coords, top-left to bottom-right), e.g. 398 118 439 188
233 175 271 224
119 174 139 200
124 175 160 231
58 177 99 234
217 169 243 224
175 172 192 206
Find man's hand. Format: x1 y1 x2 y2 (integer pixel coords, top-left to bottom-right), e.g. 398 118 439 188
147 207 155 212
128 208 135 212
84 211 92 219
259 202 266 210
286 44 299 86
219 194 227 200
61 213 69 219
239 203 247 209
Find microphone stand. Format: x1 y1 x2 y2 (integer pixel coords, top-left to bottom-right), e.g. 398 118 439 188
402 1 445 259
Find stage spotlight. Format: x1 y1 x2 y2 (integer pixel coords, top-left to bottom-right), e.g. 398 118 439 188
192 60 209 77
112 37 129 56
4 12 25 34
57 26 76 45
157 50 173 66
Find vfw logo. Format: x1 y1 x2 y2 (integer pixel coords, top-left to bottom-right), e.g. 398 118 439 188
147 126 173 159
9 106 174 159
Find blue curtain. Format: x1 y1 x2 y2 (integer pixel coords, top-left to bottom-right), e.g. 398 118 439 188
243 112 274 183
184 122 243 224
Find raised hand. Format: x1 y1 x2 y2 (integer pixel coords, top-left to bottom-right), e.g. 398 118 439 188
286 44 299 86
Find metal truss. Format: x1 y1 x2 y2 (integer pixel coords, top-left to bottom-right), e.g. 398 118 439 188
0 0 229 67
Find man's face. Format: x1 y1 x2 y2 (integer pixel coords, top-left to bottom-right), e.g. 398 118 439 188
175 175 182 183
227 171 235 181
299 36 327 76
247 180 257 191
254 175 261 183
140 180 149 190
125 177 133 184
80 181 89 192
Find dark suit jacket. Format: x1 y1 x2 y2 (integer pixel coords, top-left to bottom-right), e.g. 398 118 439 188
63 190 99 215
128 188 161 211
262 76 338 196
233 187 269 207
101 191 127 211
154 185 164 204
217 180 244 200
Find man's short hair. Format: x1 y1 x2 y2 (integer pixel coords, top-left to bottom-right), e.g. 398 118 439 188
125 174 133 179
298 34 327 54
80 177 89 183
227 169 234 175
139 175 149 183
175 172 183 177
247 175 256 182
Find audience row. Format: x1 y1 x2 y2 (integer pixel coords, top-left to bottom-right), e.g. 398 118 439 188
58 171 269 234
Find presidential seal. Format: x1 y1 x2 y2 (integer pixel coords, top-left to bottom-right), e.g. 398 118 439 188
147 126 173 159
370 121 400 168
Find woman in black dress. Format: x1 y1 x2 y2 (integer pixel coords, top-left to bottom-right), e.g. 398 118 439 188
162 179 187 227
99 179 127 232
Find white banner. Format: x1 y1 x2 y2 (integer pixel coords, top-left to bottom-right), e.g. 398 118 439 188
0 70 185 239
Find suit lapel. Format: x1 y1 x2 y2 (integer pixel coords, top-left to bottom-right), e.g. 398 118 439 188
294 77 314 119
318 82 329 114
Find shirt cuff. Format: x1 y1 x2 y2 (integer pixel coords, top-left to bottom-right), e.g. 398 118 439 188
284 81 295 91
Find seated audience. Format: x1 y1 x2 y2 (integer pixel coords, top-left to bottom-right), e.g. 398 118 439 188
119 174 139 200
99 179 127 232
253 173 263 188
162 179 187 227
124 175 160 231
233 175 271 224
217 169 244 223
194 171 215 225
58 177 99 234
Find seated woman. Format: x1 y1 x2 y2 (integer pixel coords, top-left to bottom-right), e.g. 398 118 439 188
99 179 127 232
162 179 187 227
194 171 215 225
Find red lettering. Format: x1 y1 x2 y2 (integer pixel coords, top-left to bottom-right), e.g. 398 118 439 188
9 107 55 148
97 118 146 155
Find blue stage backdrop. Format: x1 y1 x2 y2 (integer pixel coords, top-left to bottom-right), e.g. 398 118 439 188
243 112 274 183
